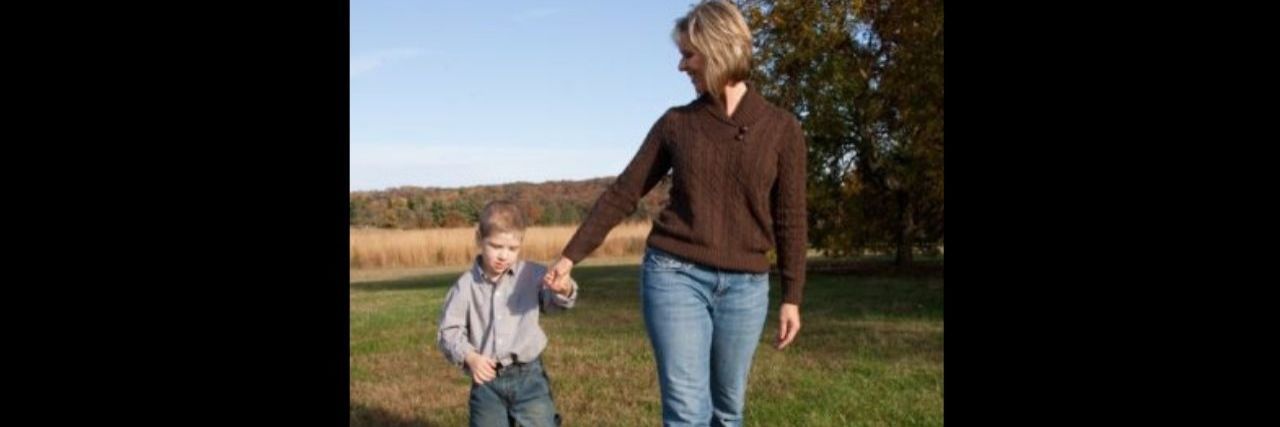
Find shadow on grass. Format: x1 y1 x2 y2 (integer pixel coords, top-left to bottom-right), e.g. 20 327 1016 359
350 272 459 292
350 264 644 293
350 402 439 427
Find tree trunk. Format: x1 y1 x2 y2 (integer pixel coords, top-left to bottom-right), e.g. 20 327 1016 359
895 191 914 267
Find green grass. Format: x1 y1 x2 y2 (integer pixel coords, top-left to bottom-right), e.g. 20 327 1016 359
350 262 942 426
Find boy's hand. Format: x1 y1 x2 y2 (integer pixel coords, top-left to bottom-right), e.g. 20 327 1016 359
544 271 573 296
465 352 497 384
775 303 801 350
543 257 575 294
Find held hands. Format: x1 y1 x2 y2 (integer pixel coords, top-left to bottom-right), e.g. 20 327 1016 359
543 257 575 296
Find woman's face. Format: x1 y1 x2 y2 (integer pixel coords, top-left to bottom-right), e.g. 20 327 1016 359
677 34 707 94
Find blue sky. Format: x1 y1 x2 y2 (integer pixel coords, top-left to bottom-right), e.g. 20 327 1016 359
350 1 704 191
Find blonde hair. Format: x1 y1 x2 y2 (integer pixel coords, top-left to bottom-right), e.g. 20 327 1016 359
476 200 527 239
672 0 753 101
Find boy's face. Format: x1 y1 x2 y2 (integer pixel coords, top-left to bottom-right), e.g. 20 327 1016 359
477 231 522 278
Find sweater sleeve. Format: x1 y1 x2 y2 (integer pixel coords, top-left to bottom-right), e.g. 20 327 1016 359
772 116 808 306
562 113 672 262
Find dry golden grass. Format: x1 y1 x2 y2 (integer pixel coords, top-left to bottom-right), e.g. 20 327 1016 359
350 222 652 270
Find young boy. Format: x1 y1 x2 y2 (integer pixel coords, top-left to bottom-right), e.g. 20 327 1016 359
437 200 577 427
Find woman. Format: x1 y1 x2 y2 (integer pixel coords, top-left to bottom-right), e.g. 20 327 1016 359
543 1 807 425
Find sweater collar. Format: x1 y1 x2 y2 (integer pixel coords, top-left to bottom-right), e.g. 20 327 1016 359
697 83 768 127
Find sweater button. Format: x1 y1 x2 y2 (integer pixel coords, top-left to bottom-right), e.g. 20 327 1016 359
735 134 744 141
739 126 748 133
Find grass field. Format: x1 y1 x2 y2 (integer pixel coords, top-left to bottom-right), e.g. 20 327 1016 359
350 261 943 426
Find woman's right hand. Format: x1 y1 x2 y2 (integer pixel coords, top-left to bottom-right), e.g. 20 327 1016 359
543 256 575 292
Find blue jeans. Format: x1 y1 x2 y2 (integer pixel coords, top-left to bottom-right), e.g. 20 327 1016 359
641 247 770 427
469 358 561 427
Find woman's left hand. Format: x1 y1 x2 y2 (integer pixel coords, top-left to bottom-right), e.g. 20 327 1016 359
775 303 801 350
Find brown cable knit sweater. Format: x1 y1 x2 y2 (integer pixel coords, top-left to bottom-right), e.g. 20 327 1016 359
563 86 808 305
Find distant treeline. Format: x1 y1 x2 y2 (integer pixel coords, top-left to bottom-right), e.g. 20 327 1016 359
350 176 671 229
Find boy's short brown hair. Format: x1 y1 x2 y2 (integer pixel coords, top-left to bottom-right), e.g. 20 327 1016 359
476 200 527 239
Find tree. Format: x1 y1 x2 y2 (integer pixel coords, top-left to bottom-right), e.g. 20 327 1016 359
742 0 943 265
347 176 674 229
430 200 446 226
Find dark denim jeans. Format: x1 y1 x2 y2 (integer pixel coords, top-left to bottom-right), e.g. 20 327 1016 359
469 358 561 427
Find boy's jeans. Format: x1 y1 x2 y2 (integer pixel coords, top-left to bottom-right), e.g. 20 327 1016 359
641 246 770 427
469 358 561 427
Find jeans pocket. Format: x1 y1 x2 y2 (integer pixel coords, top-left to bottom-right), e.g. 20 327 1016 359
645 248 692 271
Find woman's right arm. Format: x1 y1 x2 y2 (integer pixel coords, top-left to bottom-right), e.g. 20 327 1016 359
545 113 672 286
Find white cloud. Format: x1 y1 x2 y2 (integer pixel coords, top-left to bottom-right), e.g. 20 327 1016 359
510 8 557 23
350 48 425 78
